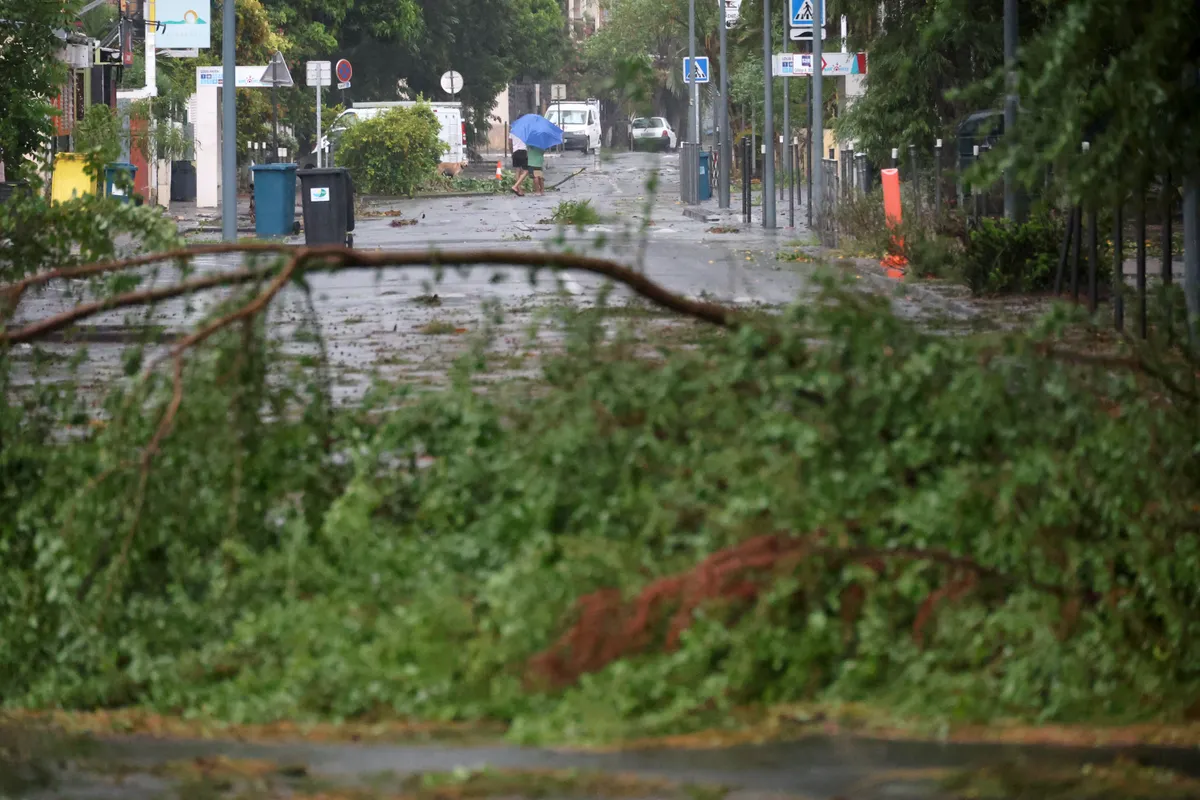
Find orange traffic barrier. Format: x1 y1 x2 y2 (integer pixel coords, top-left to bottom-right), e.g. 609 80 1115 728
496 160 504 180
880 168 908 278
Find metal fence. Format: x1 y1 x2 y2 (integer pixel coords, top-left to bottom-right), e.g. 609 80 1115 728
819 158 840 248
812 137 1191 338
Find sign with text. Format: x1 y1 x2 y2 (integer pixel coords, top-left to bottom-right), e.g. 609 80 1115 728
724 0 743 28
772 52 867 76
197 66 272 88
156 0 211 49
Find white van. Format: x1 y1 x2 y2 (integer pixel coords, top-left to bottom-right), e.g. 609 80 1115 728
544 99 602 154
312 101 466 173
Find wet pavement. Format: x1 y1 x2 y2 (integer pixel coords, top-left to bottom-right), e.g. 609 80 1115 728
8 150 976 399
15 727 1200 800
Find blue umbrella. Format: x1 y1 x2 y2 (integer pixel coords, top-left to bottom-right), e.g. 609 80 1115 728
511 114 564 151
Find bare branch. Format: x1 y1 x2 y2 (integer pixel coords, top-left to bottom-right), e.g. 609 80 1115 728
3 266 273 345
2 245 736 345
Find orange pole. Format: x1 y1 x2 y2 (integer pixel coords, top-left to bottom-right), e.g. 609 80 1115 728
881 168 902 227
880 167 908 277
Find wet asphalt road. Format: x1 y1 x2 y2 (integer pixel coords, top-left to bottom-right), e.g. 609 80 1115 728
9 150 974 399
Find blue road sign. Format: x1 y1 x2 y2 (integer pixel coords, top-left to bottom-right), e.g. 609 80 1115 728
789 0 825 28
682 56 710 84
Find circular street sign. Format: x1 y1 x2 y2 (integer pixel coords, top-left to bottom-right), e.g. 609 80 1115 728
335 59 353 83
440 70 464 96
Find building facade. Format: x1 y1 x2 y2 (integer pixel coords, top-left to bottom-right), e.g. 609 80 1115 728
565 0 603 36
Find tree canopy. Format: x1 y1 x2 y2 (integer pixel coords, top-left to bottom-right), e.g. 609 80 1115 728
0 0 74 180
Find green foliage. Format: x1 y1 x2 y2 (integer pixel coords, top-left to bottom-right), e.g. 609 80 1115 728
961 212 1065 295
420 171 532 196
550 199 601 226
73 105 124 182
0 1 72 180
336 105 446 197
0 191 180 281
981 0 1200 201
339 0 568 143
904 230 964 281
3 210 1200 741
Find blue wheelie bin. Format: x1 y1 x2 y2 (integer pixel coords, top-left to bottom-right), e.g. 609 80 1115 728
104 162 138 203
251 163 299 238
697 151 712 202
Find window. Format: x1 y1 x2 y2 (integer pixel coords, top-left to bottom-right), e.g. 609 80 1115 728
632 118 651 129
652 118 668 129
547 109 588 126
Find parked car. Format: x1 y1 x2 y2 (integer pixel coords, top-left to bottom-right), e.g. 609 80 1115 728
630 117 677 151
545 100 603 154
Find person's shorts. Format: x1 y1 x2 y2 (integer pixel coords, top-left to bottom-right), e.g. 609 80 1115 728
513 150 528 169
531 167 543 178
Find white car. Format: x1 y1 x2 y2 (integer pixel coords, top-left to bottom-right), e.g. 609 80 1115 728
631 117 678 151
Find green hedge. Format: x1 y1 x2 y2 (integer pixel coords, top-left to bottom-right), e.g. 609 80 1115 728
961 212 1067 295
337 104 446 197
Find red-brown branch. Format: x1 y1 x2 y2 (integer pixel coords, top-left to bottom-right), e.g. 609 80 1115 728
528 534 1086 688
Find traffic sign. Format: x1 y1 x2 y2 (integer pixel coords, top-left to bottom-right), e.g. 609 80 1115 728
336 59 352 83
338 81 351 90
789 0 825 28
789 26 828 41
440 70 464 95
723 0 742 28
306 61 331 87
682 56 710 84
260 51 294 88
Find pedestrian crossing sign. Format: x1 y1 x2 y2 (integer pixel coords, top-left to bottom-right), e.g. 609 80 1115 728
790 0 824 28
682 57 710 84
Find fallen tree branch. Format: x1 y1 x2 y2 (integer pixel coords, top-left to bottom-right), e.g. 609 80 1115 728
548 167 588 189
3 266 274 345
2 245 736 344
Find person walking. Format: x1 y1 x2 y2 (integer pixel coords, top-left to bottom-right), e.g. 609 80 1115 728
526 144 546 196
510 131 529 196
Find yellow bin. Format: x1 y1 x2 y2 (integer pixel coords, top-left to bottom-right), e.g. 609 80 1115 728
51 153 95 203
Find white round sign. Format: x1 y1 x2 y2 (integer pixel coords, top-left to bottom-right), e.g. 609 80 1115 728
440 70 464 96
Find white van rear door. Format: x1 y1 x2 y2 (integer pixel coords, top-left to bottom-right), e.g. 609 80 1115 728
433 108 463 164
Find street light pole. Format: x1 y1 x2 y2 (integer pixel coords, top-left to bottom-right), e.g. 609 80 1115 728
762 0 776 229
782 0 791 227
688 0 699 144
221 0 237 241
811 0 822 235
718 0 731 209
1003 0 1018 221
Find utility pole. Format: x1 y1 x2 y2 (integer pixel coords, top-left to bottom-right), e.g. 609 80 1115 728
762 0 776 228
810 0 822 234
718 0 731 209
688 0 699 144
781 0 791 227
1003 0 1018 221
221 0 236 241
